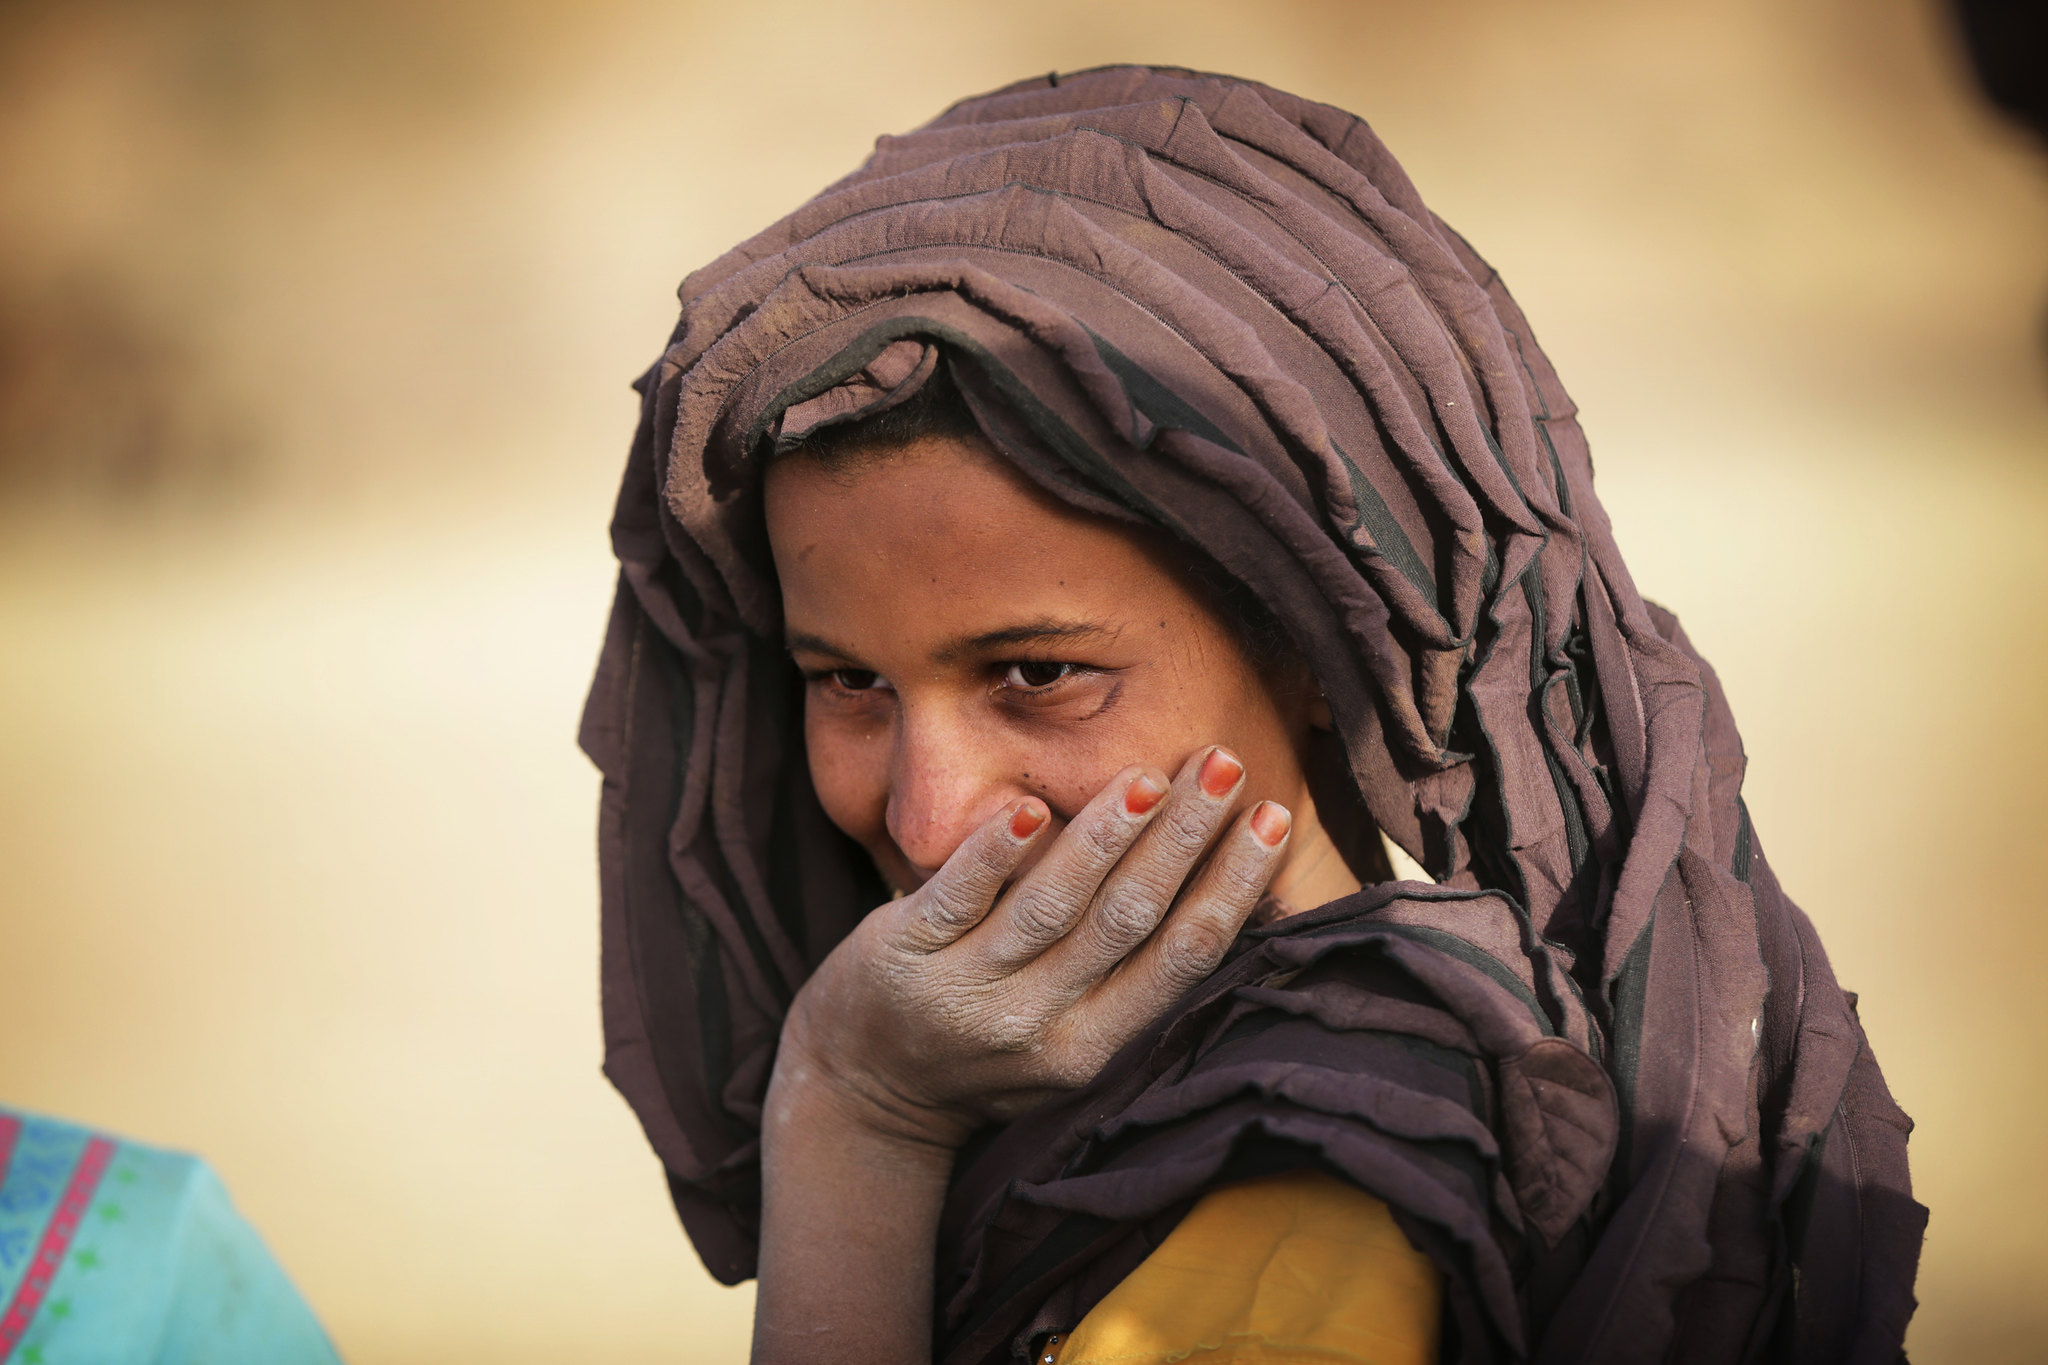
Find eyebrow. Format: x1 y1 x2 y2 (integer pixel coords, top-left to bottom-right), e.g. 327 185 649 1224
785 630 856 659
784 619 1117 664
943 621 1116 661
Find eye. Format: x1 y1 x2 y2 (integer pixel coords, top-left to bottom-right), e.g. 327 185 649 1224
829 668 890 692
1002 660 1076 689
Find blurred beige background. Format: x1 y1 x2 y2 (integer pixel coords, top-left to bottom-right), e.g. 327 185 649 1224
1 0 2043 1360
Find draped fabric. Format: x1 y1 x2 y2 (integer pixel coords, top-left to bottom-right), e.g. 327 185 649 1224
0 1106 341 1364
578 67 1922 1363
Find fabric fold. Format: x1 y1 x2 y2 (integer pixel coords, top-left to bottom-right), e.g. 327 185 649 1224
581 64 1921 1361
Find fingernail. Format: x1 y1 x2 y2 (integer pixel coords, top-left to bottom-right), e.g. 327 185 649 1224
1250 801 1291 848
1199 748 1243 798
1010 802 1047 839
1124 772 1166 816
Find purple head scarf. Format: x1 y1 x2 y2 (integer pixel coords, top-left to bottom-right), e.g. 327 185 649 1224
580 67 1922 1364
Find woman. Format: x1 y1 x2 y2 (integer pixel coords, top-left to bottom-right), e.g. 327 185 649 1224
580 67 1923 1363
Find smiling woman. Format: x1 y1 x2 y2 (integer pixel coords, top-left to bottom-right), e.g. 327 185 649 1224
580 66 1923 1365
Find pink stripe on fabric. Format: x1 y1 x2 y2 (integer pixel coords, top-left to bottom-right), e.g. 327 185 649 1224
0 1135 114 1361
0 1117 20 1188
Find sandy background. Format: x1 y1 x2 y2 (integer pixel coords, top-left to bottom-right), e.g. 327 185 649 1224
2 0 2043 1360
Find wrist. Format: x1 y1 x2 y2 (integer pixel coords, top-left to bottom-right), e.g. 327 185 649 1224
755 1027 953 1365
769 1021 976 1155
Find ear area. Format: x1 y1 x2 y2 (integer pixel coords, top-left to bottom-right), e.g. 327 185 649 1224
1308 690 1334 731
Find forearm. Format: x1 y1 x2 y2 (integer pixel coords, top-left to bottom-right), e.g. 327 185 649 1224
753 1060 957 1364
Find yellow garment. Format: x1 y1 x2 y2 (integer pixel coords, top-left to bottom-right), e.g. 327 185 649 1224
1047 1170 1440 1365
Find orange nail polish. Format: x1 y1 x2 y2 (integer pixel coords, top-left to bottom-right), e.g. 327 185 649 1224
1199 748 1243 798
1125 773 1166 815
1010 803 1047 839
1250 801 1291 848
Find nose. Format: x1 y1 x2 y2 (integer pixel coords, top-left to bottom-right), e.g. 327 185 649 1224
884 705 1028 879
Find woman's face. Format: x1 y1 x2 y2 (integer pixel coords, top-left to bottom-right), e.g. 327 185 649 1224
764 431 1324 896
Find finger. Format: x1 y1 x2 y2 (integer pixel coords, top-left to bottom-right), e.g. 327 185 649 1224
1050 746 1246 980
964 765 1168 973
894 799 1049 954
1088 800 1290 1035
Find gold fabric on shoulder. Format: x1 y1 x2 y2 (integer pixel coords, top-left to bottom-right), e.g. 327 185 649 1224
1048 1169 1440 1364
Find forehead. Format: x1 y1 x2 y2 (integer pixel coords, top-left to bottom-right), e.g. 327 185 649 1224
762 435 1205 649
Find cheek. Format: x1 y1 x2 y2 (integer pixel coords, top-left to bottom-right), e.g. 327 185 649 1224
1017 729 1143 817
1154 639 1308 792
1218 681 1311 800
804 706 889 844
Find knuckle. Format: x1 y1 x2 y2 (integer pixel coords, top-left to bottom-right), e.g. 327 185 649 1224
1043 1053 1096 1090
982 1010 1042 1055
966 835 1016 881
1031 1023 1099 1088
1210 848 1270 900
1006 888 1075 943
1165 917 1233 978
922 885 979 930
1091 886 1162 946
1155 809 1217 860
1073 811 1135 865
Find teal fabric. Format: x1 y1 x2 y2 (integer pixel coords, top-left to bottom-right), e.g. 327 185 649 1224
0 1106 340 1365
